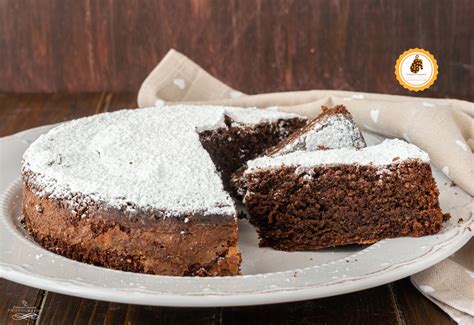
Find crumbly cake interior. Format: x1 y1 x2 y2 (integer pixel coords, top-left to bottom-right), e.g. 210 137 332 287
240 139 448 250
200 116 306 192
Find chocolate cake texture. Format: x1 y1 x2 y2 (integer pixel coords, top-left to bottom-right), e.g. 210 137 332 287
238 139 448 251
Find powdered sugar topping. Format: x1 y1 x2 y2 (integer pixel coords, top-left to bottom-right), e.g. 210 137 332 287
22 105 302 217
274 114 365 155
246 139 430 171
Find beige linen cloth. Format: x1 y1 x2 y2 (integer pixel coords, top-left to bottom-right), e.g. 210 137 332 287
138 49 473 323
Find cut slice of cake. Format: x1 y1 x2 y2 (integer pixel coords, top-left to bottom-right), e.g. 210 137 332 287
265 105 366 156
238 139 448 251
22 105 306 276
231 105 365 198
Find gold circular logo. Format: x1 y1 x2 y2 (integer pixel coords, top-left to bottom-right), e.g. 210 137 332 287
395 48 438 92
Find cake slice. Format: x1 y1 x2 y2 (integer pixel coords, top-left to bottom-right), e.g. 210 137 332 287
231 105 365 198
265 105 366 156
238 139 448 251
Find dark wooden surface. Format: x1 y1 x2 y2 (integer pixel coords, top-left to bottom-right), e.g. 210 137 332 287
0 93 457 325
0 0 473 99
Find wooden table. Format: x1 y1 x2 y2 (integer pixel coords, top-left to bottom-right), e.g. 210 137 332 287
0 93 455 324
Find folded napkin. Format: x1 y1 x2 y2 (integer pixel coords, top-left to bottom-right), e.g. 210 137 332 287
138 49 473 323
411 239 474 324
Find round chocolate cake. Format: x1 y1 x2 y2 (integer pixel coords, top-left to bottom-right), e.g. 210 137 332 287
21 105 306 276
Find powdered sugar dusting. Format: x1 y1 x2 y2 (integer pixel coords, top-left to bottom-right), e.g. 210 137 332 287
195 106 301 132
225 107 301 125
275 114 365 155
246 139 430 171
22 105 302 217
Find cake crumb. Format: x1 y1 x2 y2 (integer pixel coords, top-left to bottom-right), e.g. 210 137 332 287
457 218 464 223
450 181 456 187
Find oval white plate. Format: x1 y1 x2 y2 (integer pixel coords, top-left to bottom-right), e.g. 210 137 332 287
0 125 472 307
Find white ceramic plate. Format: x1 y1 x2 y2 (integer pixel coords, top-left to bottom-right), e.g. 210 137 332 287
0 125 472 307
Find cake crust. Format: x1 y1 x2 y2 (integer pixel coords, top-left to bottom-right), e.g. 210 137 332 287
23 182 241 276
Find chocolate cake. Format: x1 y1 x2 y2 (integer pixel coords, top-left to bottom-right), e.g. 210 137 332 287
237 139 447 251
22 105 306 276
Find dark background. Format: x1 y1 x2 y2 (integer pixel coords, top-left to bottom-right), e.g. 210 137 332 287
0 0 472 99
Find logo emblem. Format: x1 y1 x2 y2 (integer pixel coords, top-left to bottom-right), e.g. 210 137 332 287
8 300 39 320
395 48 438 91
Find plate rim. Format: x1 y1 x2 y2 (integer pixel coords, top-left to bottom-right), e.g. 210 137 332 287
0 230 472 307
1 231 471 307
